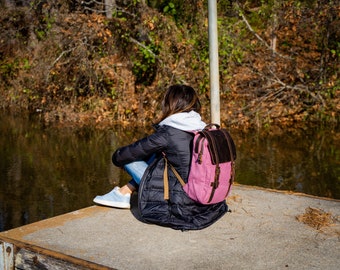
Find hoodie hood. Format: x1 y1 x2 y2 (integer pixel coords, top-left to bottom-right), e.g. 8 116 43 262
159 111 206 131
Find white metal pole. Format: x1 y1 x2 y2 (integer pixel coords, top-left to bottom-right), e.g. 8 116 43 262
208 0 220 125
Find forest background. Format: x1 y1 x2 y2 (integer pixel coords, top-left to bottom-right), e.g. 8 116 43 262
0 0 339 131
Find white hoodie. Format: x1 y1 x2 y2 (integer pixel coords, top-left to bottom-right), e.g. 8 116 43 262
159 110 206 131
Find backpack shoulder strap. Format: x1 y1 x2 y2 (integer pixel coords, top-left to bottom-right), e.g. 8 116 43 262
163 155 185 200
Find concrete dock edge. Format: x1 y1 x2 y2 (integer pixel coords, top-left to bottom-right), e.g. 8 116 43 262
1 185 339 270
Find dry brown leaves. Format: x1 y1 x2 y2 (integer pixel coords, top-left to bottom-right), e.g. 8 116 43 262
296 207 335 230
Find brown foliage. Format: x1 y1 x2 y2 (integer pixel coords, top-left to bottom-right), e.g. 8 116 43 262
220 0 339 129
0 0 339 129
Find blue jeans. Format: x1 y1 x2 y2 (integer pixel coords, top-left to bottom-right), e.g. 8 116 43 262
124 155 155 188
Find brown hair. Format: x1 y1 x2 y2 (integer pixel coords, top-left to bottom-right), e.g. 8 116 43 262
159 84 201 122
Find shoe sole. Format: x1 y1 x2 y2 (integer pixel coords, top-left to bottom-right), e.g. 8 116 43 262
93 198 130 209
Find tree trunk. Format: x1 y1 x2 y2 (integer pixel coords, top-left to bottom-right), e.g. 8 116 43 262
104 0 115 19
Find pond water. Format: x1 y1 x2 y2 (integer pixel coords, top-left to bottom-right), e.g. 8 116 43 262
0 112 339 232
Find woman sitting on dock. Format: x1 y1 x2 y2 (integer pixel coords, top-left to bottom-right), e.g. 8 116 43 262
93 84 228 230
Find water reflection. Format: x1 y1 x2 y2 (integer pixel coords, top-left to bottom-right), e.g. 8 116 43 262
235 129 340 199
0 112 143 231
0 112 339 231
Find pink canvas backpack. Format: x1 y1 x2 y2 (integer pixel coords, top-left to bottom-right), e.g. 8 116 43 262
164 124 236 205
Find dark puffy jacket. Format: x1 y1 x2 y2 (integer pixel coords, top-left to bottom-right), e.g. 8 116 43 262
112 125 228 230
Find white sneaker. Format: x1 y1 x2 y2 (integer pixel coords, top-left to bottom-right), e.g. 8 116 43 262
93 187 131 209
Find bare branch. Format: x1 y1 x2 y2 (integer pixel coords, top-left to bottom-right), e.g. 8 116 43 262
267 68 326 106
236 3 291 59
129 37 162 63
239 11 271 50
46 47 76 82
83 6 107 14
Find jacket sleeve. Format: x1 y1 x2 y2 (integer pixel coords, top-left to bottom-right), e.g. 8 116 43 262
112 126 169 167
